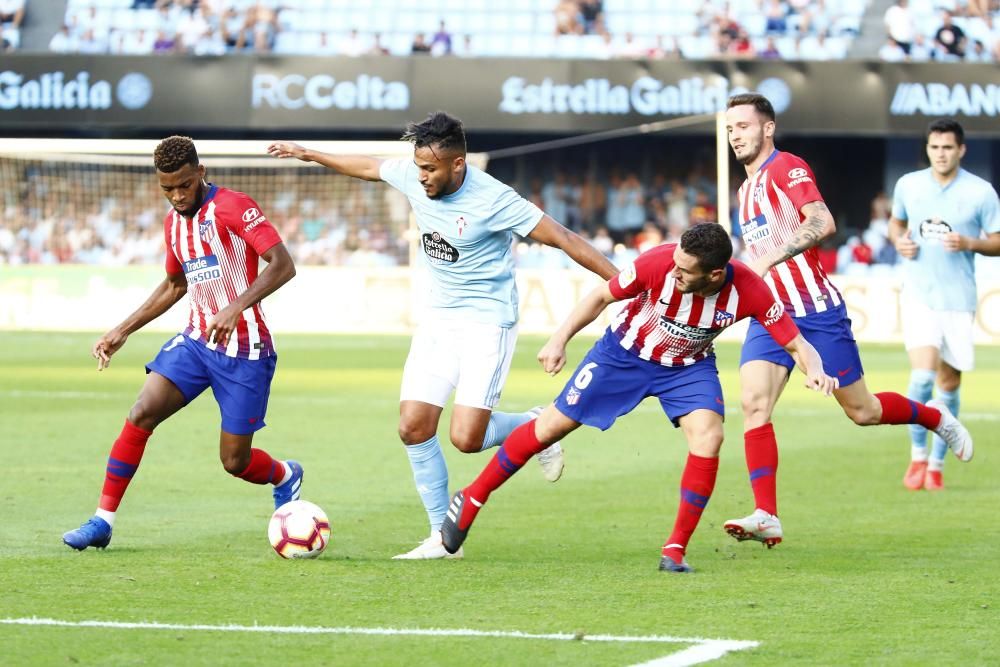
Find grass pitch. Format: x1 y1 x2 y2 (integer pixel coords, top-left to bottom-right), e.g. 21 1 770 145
1 331 997 665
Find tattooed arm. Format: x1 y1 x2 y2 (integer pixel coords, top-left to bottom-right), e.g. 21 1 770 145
749 200 837 277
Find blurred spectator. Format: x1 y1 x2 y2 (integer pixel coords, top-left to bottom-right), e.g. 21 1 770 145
765 0 787 34
49 24 77 53
591 226 614 257
634 222 665 253
152 29 176 53
369 32 390 55
883 0 915 55
615 32 644 58
554 0 582 35
411 32 431 54
578 0 605 35
578 173 606 231
798 33 831 60
0 0 24 30
541 172 574 228
909 33 933 61
689 191 717 225
340 28 367 57
879 37 907 61
759 36 782 59
77 29 107 54
966 39 991 62
430 20 452 55
934 11 966 59
646 35 678 59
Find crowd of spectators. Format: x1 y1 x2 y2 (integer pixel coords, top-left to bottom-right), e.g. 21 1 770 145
1 157 922 278
881 0 1000 62
0 0 24 51
40 0 866 60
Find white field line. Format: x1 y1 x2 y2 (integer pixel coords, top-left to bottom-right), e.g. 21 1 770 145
0 617 758 666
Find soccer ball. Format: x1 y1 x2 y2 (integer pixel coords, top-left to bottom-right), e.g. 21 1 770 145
268 500 331 559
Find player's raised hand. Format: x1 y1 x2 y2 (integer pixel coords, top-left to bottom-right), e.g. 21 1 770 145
92 329 128 371
537 338 568 376
266 141 307 161
804 370 838 397
205 304 241 349
894 229 919 259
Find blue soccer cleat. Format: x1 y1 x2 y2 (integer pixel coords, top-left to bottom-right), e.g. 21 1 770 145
63 517 113 551
272 460 303 510
658 556 693 573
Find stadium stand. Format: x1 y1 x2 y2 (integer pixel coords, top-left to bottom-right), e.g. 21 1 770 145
47 0 880 60
881 0 1000 61
0 0 25 50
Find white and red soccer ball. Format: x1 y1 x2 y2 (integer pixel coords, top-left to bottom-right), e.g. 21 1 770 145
268 500 331 559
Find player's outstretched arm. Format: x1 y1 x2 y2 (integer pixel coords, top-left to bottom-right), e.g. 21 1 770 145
527 216 619 280
93 272 188 371
538 283 619 375
750 201 836 276
782 333 838 396
266 141 384 182
205 242 295 348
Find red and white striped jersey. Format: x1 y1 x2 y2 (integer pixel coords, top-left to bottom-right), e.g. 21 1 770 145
736 150 842 317
607 243 799 367
163 185 282 360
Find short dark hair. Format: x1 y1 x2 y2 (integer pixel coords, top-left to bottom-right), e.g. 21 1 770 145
927 118 965 145
727 93 776 122
680 223 733 271
401 111 467 155
154 136 199 173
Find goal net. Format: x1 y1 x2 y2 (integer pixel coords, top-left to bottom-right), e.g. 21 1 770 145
0 138 488 267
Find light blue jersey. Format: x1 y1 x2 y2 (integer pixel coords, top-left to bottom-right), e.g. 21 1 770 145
380 158 543 327
891 167 1000 312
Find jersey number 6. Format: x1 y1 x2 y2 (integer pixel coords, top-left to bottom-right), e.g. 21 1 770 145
574 362 598 390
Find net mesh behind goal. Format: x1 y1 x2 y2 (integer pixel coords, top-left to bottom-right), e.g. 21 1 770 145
0 139 487 267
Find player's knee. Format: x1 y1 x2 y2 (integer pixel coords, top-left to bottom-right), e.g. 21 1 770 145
741 397 772 429
398 420 434 446
220 450 250 476
844 401 879 426
449 433 482 454
127 400 160 432
689 430 724 457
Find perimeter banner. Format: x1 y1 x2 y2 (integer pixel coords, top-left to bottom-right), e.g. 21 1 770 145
1 56 998 135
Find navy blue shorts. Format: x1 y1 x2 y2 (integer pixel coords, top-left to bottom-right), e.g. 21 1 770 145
740 302 864 387
555 331 725 430
146 333 276 435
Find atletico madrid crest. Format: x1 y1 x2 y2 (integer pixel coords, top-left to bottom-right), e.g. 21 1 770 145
199 219 216 243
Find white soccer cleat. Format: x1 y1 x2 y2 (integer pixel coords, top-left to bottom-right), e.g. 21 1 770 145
723 509 783 548
927 399 973 462
530 406 564 483
391 534 463 560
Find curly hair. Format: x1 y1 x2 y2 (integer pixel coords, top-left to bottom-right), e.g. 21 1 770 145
153 136 199 173
400 111 466 155
680 223 733 271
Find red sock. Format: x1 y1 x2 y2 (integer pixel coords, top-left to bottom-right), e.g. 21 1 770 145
461 420 547 528
235 448 284 485
662 453 719 557
99 420 152 512
745 423 778 516
875 392 941 429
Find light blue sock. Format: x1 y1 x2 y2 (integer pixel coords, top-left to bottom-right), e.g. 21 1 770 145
404 435 449 533
907 369 936 459
930 386 960 469
481 410 535 451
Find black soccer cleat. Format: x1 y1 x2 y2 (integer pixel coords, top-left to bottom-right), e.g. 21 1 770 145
440 491 473 554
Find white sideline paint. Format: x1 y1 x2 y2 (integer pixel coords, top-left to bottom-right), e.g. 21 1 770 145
0 617 758 666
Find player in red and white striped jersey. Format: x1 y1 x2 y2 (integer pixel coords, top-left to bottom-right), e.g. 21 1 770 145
722 94 974 548
439 224 837 572
63 136 304 551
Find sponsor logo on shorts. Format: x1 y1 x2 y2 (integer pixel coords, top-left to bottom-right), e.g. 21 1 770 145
422 232 459 264
566 387 581 406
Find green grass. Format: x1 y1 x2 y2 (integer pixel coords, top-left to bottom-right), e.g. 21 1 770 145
1 331 997 665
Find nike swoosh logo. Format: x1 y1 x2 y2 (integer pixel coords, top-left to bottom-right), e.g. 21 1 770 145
837 368 852 377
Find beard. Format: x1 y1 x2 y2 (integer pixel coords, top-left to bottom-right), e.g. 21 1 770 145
735 133 764 165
